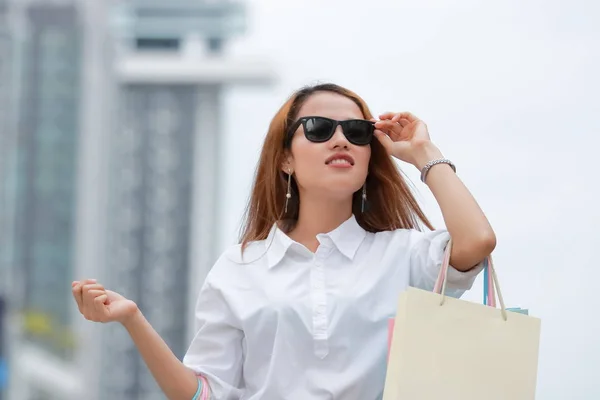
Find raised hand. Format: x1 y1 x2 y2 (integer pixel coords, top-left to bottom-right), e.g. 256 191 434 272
372 112 440 169
72 279 139 324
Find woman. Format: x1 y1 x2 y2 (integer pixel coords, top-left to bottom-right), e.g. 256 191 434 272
72 83 496 400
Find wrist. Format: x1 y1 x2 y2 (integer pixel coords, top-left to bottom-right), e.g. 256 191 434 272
411 141 443 170
121 306 143 330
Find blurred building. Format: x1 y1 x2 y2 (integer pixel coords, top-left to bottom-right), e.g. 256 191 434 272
0 1 275 399
0 0 13 298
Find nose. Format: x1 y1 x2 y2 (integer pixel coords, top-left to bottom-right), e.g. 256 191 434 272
329 125 349 148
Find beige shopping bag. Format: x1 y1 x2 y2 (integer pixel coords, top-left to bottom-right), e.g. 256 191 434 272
383 240 541 400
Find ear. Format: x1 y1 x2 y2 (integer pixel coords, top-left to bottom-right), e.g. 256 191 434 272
280 150 294 174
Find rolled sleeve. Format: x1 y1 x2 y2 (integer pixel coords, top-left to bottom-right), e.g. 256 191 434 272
409 229 483 298
183 280 244 400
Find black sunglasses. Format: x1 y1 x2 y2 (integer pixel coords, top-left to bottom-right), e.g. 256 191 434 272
285 116 375 147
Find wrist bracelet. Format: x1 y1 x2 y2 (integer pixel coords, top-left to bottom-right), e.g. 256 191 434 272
420 158 456 183
191 379 202 400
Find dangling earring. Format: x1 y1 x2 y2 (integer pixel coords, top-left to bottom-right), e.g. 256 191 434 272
361 183 368 213
285 168 292 213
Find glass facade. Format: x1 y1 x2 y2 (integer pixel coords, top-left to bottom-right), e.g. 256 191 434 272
1 1 269 398
0 0 12 292
13 4 81 360
100 85 196 398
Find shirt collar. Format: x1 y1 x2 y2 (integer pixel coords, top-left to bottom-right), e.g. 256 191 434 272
266 214 367 269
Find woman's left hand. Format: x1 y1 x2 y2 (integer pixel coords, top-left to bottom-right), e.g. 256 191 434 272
372 112 437 168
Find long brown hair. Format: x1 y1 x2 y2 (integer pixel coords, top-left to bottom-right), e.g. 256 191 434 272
239 83 433 251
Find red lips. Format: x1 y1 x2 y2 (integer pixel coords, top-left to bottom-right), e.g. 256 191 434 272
325 153 355 166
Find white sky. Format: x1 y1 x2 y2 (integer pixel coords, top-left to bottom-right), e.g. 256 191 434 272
214 1 599 398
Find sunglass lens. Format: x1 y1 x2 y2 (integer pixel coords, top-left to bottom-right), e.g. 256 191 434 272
304 117 335 142
343 120 373 145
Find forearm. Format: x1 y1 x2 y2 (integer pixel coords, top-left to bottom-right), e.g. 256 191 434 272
122 309 200 400
413 142 496 270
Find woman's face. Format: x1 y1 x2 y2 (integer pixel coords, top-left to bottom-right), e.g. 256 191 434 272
285 92 371 201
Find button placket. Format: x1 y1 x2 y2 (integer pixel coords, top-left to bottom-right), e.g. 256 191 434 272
311 245 331 359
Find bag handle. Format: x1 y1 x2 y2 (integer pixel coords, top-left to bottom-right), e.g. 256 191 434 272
433 238 508 321
483 258 496 307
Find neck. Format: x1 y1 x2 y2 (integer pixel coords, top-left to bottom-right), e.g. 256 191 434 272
288 192 353 252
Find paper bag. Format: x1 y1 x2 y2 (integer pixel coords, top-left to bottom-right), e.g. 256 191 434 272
383 240 541 400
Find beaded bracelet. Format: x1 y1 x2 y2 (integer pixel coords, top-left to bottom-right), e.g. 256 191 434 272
192 375 210 400
420 158 456 183
191 379 202 400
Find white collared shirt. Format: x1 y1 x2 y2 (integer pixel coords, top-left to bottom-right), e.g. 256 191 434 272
183 215 481 400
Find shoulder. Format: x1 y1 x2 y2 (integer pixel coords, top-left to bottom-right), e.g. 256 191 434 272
371 227 422 244
204 239 270 287
371 227 450 250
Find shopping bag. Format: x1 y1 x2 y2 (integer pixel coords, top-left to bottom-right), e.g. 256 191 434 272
383 240 541 400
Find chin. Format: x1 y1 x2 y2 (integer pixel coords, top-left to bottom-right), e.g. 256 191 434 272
325 174 363 188
316 180 363 200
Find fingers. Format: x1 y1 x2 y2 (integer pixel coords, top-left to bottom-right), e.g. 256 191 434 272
397 118 411 127
71 281 82 311
378 112 420 123
93 294 109 314
374 120 403 141
82 284 105 319
83 286 105 309
376 114 423 142
378 112 397 120
374 120 398 130
73 279 108 322
393 112 419 122
72 279 96 313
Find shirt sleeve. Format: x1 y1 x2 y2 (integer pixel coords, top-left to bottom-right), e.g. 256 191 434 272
183 278 244 400
408 229 484 298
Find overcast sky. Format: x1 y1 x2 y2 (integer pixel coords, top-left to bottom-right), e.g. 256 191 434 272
212 1 599 398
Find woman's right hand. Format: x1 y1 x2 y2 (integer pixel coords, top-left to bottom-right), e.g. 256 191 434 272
72 279 139 324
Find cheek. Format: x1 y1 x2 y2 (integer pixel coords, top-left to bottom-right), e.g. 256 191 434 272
358 146 372 172
290 142 323 173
